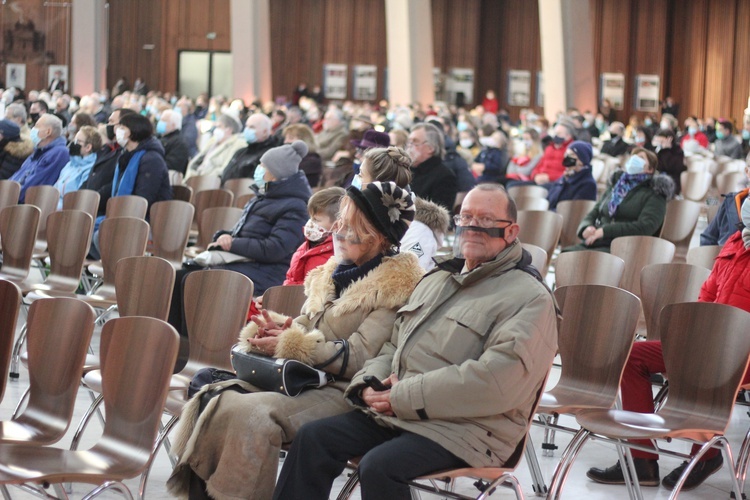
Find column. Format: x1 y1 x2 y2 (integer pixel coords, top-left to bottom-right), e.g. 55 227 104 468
71 0 108 96
230 0 272 104
538 0 597 120
385 0 435 105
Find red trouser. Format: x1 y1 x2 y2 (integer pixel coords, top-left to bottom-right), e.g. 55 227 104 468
621 341 750 460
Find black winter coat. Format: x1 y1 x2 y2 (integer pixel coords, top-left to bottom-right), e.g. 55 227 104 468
82 144 121 215
220 137 279 184
0 137 34 180
160 130 190 175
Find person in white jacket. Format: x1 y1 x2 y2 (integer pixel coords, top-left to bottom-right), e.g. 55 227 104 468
184 113 246 179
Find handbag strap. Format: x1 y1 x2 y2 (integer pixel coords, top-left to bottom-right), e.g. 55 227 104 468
314 339 349 379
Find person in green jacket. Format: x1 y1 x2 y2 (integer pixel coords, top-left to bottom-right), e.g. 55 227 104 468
564 147 674 253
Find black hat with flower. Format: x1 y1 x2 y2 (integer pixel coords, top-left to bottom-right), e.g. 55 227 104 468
345 181 415 247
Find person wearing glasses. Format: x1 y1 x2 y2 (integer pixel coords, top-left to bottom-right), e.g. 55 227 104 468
167 182 423 500
405 122 458 212
274 183 558 500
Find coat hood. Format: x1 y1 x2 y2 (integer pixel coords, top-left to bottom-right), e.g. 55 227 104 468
135 135 166 156
414 196 450 235
608 170 675 200
3 137 33 159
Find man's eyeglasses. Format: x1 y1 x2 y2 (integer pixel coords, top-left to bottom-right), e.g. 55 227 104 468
453 214 513 229
405 140 427 148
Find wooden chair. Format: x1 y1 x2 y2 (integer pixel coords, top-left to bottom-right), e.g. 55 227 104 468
0 316 178 500
185 174 221 194
0 180 20 213
62 189 101 222
105 194 148 219
223 177 254 200
680 171 712 202
0 205 41 286
86 216 150 292
532 285 641 497
516 210 563 267
171 184 193 203
0 280 21 402
25 184 60 255
659 199 701 262
514 195 549 212
149 200 194 269
235 192 255 208
686 244 722 270
554 250 625 288
556 199 596 248
195 206 243 251
639 263 710 341
610 235 675 296
508 184 548 200
191 188 234 233
567 303 750 500
262 284 307 318
521 243 548 278
715 170 746 195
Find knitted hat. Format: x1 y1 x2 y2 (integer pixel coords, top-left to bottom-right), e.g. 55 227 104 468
346 181 415 247
568 140 593 166
351 129 390 149
0 119 20 141
260 140 308 180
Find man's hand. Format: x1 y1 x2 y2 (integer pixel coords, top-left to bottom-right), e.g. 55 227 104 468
209 234 233 251
362 374 399 416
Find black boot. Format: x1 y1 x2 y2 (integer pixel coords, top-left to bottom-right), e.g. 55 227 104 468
661 453 723 490
587 458 660 486
188 470 212 500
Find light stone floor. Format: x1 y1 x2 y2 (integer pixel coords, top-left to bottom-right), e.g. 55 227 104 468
3 212 741 499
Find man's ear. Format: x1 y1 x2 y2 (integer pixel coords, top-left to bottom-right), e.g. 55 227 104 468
505 223 520 242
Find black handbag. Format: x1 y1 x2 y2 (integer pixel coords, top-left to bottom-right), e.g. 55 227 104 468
230 344 335 397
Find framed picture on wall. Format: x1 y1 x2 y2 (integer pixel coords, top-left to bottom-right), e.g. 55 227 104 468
635 75 660 112
323 64 348 100
48 65 68 92
6 64 26 90
536 71 544 107
507 70 531 107
352 65 377 101
600 73 625 110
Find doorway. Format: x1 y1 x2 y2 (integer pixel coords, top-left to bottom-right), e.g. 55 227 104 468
178 51 232 99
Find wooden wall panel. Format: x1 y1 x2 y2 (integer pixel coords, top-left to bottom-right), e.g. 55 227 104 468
731 1 750 124
704 1 736 119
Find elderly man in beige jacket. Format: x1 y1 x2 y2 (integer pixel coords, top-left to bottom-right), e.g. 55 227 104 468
273 183 559 500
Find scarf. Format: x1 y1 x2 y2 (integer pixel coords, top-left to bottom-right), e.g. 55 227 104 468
95 149 146 231
608 172 651 217
331 253 385 297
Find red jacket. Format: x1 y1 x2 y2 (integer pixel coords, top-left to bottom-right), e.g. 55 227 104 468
699 231 750 310
530 139 572 182
283 235 334 285
680 131 709 149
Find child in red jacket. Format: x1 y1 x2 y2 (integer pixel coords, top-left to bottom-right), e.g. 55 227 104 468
248 187 344 319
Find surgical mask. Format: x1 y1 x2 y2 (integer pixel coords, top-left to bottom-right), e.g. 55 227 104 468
716 130 725 140
68 142 82 157
106 124 116 141
688 126 697 135
350 174 362 190
742 198 750 228
115 128 128 148
30 128 42 148
582 120 590 128
459 138 474 149
743 130 750 141
553 135 565 146
644 118 653 126
479 136 497 148
155 120 167 135
625 155 646 175
660 121 670 130
562 156 577 167
303 220 329 242
456 121 469 132
253 165 266 191
213 127 225 142
635 136 645 145
243 127 257 144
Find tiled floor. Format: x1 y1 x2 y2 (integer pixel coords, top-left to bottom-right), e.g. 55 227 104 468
3 212 740 499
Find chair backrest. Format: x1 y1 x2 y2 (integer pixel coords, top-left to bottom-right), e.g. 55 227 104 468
235 192 255 208
62 189 101 222
716 171 746 195
0 180 20 211
0 204 40 280
149 200 194 268
610 235 675 296
659 199 701 262
516 210 563 264
686 244 722 270
514 196 549 212
223 178 254 200
105 195 148 219
521 243 548 278
198 206 244 249
191 188 234 226
171 184 193 203
659 302 750 435
0 280 21 402
183 269 254 372
639 263 710 341
25 185 60 248
44 210 94 291
262 285 307 318
185 174 221 194
115 256 176 320
555 250 625 288
680 171 712 202
169 170 184 185
94 316 179 462
556 199 597 248
552 285 641 407
508 184 548 199
97 216 150 288
21 297 95 443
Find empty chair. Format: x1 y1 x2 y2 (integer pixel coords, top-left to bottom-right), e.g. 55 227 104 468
149 200 194 269
223 177 254 200
514 195 549 211
0 316 178 499
190 188 234 236
659 199 701 262
516 210 563 266
680 170 712 202
195 206 243 250
639 263 710 340
62 189 100 221
716 170 746 195
0 205 41 286
185 174 221 194
556 199 596 248
610 235 675 296
172 184 193 203
235 192 255 208
508 184 548 200
105 194 148 219
0 280 21 402
25 184 60 254
87 216 150 290
554 250 625 288
262 284 307 318
686 244 722 270
521 243 548 278
0 180 20 212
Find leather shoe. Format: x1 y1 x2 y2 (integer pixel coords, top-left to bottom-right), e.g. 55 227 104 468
661 453 723 490
586 458 660 486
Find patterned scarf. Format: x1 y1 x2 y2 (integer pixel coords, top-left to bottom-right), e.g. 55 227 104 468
608 173 651 217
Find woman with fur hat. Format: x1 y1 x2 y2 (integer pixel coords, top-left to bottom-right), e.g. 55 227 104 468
0 118 33 180
167 181 423 500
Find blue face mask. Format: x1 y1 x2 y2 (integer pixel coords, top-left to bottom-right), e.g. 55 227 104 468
688 126 697 136
644 118 653 126
244 127 257 144
743 130 750 141
30 128 41 148
350 174 362 190
456 121 469 132
253 165 266 190
625 155 646 175
155 120 167 135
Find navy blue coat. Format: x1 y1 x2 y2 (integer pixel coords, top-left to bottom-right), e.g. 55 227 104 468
116 136 173 212
217 171 312 295
547 166 597 211
700 191 744 246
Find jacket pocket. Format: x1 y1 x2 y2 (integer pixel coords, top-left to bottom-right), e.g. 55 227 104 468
437 307 494 364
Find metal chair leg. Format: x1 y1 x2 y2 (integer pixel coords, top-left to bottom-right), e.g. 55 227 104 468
83 481 133 500
70 393 104 451
335 469 360 500
547 427 591 500
523 434 547 496
9 322 27 379
617 442 641 500
137 414 180 500
11 386 30 419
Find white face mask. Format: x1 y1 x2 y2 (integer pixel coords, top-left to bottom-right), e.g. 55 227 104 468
479 136 497 148
459 138 474 149
742 198 750 228
624 155 646 175
303 220 329 242
213 127 225 142
115 128 128 148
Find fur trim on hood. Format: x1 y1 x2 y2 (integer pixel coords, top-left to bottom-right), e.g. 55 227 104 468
608 170 675 200
4 137 33 159
414 196 451 236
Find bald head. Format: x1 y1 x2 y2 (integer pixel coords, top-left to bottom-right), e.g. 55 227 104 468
246 113 272 142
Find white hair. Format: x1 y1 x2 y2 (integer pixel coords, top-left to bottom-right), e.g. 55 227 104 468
162 109 182 130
